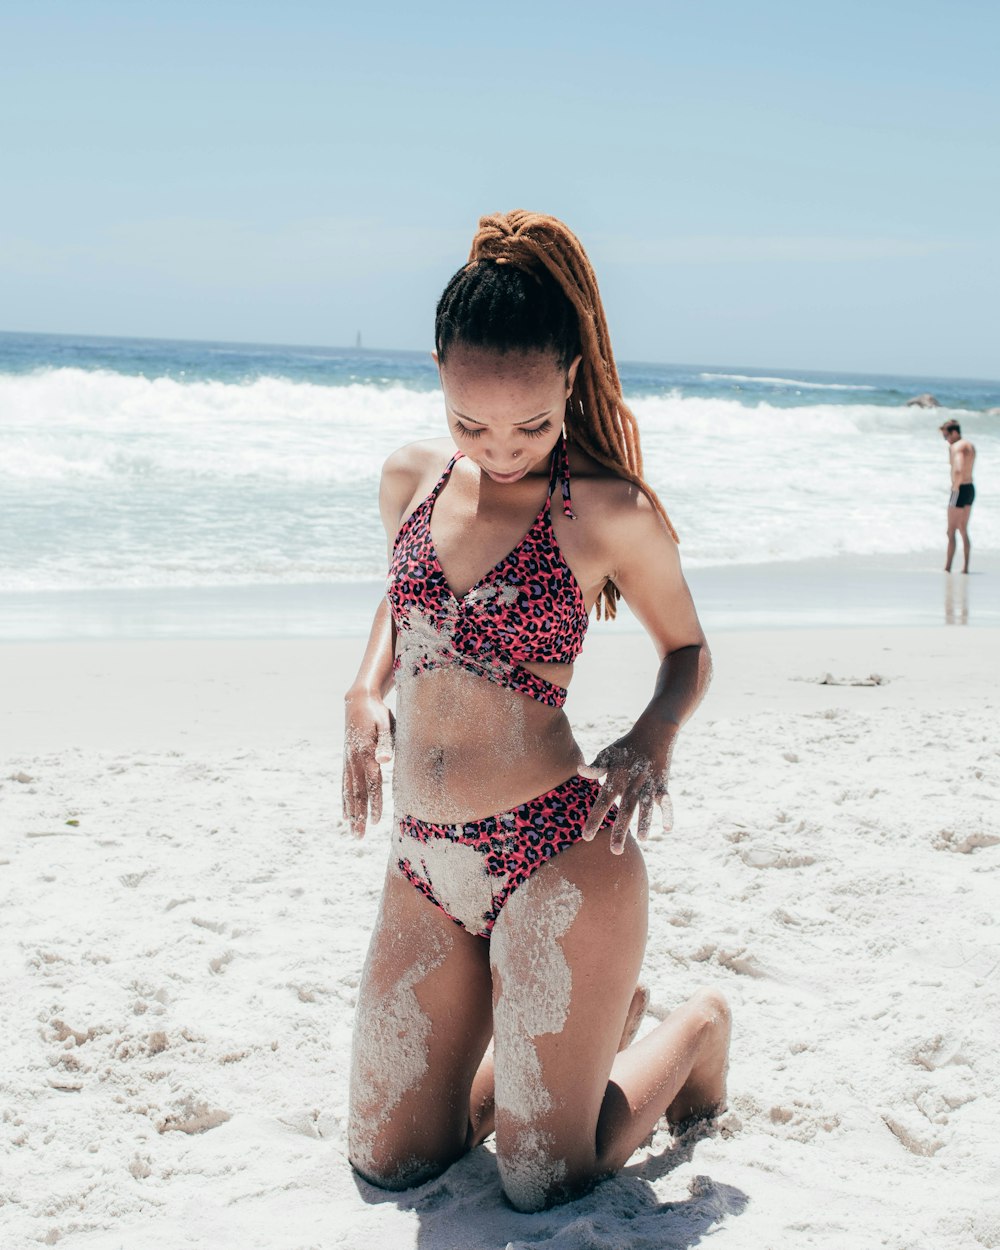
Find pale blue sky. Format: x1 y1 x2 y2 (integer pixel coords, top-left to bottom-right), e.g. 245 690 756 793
2 0 998 376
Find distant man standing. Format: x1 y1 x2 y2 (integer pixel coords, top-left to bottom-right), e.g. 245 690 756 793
940 420 976 573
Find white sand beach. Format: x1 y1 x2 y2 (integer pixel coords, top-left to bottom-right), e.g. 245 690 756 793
2 626 998 1249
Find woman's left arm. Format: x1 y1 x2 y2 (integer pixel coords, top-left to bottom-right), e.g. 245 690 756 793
579 487 711 853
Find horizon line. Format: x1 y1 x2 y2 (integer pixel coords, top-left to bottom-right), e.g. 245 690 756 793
0 326 997 388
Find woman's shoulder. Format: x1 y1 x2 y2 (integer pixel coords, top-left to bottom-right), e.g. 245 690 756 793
382 437 455 493
380 438 456 528
564 446 681 589
382 437 455 480
567 444 669 528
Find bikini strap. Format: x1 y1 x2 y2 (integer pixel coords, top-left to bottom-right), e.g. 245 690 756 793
548 432 576 520
430 450 463 499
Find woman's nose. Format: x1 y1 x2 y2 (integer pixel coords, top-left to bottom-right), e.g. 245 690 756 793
484 444 520 464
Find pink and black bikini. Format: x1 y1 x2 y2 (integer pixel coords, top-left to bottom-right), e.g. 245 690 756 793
386 435 617 938
387 433 587 708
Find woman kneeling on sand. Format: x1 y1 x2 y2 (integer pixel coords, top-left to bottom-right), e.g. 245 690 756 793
342 210 730 1212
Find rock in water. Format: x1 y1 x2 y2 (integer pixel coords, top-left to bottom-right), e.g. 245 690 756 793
906 393 940 408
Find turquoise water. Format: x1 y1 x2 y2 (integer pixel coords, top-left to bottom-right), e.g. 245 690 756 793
2 330 997 637
3 329 998 405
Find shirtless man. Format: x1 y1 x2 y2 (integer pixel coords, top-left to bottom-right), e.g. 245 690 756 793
940 420 976 573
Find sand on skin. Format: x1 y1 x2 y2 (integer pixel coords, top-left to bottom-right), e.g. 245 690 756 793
1 628 999 1249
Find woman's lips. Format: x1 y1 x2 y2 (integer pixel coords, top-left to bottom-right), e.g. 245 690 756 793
484 467 528 484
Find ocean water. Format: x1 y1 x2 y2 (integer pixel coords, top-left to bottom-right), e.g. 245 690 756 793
1 330 997 637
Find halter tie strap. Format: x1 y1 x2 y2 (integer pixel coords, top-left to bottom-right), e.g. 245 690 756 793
548 433 576 519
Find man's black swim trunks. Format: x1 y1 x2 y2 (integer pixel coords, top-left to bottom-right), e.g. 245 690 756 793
949 483 976 508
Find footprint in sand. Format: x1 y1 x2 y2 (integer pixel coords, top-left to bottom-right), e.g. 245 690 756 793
156 1097 231 1135
881 1109 946 1157
933 828 1000 854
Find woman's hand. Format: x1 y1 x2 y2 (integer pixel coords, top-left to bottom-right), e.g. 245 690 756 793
342 689 395 838
578 715 676 854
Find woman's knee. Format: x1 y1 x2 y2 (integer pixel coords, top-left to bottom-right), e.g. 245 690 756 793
349 1138 448 1192
348 1054 474 1194
692 986 731 1027
496 1139 578 1212
689 986 732 1047
495 1106 607 1212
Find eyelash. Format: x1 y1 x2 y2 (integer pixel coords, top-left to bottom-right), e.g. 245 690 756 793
455 420 552 440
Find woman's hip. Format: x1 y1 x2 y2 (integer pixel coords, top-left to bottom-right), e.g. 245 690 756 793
391 774 619 939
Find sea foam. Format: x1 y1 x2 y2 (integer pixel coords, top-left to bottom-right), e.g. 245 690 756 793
1 364 997 594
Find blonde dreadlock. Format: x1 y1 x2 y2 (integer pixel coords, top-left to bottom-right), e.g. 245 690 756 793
434 210 676 620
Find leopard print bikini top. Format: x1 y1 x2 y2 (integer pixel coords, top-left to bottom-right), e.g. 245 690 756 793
387 435 589 708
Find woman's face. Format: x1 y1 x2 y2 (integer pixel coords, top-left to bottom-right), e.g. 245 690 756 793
435 345 580 484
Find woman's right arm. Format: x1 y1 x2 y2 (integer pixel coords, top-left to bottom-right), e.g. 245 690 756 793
341 443 431 837
342 596 396 837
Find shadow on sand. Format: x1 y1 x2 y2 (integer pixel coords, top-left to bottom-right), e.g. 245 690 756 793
353 1122 749 1250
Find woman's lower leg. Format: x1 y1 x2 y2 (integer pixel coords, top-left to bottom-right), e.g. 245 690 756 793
594 987 731 1173
464 982 652 1151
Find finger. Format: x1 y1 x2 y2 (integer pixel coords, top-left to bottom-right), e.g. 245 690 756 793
658 791 674 833
609 796 637 855
577 747 614 781
346 761 369 837
345 798 367 838
341 778 352 823
366 760 383 826
581 782 619 840
348 789 367 836
342 763 360 822
636 792 654 843
374 727 393 764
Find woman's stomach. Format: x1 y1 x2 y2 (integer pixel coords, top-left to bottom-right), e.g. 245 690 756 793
391 666 582 823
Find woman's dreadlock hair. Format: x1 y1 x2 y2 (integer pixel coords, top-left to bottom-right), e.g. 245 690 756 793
435 210 676 620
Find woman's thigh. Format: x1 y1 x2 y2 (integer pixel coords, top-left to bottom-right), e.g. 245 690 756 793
348 862 493 1189
489 833 649 1210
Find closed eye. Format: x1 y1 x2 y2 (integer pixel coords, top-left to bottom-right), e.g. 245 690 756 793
522 421 553 439
454 419 553 440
